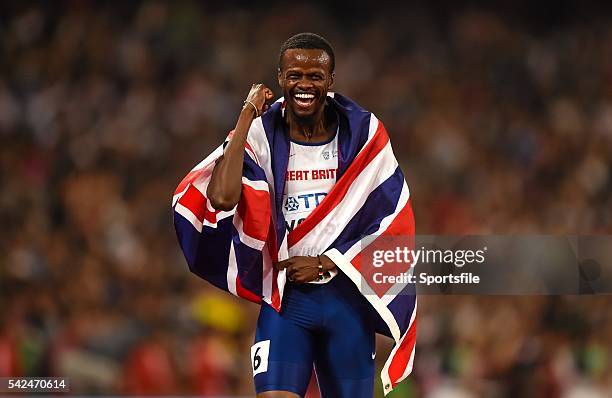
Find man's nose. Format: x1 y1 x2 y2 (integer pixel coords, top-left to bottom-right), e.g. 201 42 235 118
296 76 314 88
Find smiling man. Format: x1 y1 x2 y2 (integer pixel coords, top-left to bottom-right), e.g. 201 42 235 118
174 33 417 398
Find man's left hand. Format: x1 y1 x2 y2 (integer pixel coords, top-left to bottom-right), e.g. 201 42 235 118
274 255 336 283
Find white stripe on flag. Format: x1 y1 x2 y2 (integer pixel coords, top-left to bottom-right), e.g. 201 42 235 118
276 234 289 304
261 242 273 305
175 202 203 232
241 177 269 192
323 248 402 342
247 118 274 195
368 113 380 141
227 240 238 296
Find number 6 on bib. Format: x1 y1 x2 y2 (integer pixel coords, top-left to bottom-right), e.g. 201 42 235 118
251 340 270 376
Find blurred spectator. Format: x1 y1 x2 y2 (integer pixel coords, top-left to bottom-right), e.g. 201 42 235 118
122 329 178 395
186 330 234 396
0 322 22 377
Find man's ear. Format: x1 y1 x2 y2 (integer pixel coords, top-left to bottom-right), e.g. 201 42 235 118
277 68 283 88
328 72 335 90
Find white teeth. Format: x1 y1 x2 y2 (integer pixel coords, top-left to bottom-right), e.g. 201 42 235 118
294 93 315 99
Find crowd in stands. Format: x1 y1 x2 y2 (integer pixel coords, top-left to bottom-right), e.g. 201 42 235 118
1 2 610 397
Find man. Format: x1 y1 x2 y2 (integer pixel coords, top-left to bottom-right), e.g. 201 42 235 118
173 33 416 398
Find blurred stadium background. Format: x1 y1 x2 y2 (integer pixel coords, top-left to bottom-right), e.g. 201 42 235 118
1 1 611 397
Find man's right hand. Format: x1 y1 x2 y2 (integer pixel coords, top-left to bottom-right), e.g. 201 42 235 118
245 84 275 116
207 84 274 211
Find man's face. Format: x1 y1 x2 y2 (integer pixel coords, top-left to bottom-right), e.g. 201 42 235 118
278 48 334 121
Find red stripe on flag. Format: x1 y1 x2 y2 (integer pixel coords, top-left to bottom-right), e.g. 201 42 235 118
178 185 205 221
389 317 418 387
271 268 281 311
266 218 279 264
177 185 218 224
351 252 363 271
204 199 218 224
175 169 206 196
237 184 270 242
382 199 415 237
287 122 390 247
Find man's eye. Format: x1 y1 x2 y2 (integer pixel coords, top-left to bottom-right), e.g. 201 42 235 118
311 75 323 80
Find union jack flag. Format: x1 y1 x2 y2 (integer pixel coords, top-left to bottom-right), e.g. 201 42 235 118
172 93 416 394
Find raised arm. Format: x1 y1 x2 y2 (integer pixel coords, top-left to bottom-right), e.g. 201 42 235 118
207 84 274 210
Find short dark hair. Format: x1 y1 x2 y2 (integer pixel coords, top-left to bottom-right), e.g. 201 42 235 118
278 32 335 72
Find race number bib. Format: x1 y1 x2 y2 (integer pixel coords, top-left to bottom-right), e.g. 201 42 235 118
251 340 270 376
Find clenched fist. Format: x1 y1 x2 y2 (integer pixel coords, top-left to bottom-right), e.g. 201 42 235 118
244 83 275 117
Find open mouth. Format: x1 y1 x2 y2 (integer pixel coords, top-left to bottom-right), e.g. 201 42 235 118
292 92 316 109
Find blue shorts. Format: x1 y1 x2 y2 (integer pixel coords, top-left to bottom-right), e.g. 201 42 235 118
252 273 376 398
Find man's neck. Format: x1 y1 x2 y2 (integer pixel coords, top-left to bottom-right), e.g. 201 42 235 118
287 105 336 143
